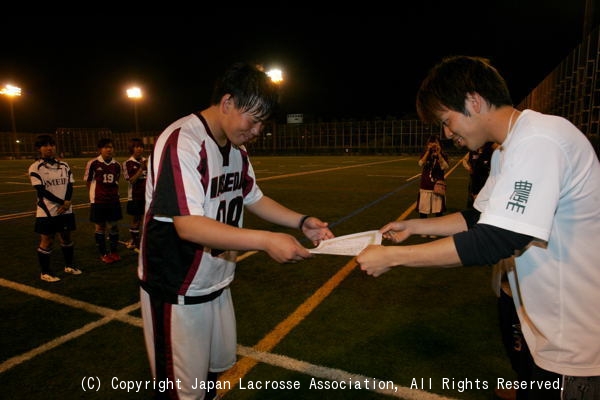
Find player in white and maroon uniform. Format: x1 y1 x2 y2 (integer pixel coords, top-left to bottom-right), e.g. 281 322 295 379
84 138 123 263
29 134 82 282
123 138 147 249
139 62 334 400
358 56 600 400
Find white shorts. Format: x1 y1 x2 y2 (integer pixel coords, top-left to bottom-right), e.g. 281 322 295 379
140 286 236 399
418 189 444 214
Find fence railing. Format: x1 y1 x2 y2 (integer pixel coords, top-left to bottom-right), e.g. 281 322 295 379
246 119 443 156
517 24 600 154
0 120 447 159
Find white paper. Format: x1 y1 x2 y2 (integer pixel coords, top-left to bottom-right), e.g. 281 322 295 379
308 230 382 256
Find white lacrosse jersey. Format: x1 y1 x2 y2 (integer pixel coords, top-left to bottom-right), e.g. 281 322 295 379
29 158 74 217
475 109 600 376
139 112 264 299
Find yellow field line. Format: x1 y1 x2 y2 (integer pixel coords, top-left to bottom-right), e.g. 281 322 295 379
217 158 465 396
217 255 361 395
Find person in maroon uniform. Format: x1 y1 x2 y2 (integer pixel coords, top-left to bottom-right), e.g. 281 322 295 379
462 141 497 209
139 62 334 400
416 135 449 238
84 138 123 263
122 138 147 250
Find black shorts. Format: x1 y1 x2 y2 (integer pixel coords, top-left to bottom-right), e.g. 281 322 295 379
90 203 123 223
126 199 145 216
35 213 76 235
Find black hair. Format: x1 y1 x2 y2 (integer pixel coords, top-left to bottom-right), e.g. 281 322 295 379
426 134 441 144
34 134 56 149
97 138 113 149
210 62 280 121
128 138 144 155
416 55 513 124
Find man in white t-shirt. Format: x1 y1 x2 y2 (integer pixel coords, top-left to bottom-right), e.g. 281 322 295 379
357 55 600 400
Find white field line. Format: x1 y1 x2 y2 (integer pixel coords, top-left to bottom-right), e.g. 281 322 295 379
0 277 141 374
0 184 87 196
0 159 403 220
237 345 457 400
0 158 460 399
0 275 456 399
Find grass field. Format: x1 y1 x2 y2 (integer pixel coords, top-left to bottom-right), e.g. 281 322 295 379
0 155 515 400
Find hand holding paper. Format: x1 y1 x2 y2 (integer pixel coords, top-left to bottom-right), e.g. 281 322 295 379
308 230 382 256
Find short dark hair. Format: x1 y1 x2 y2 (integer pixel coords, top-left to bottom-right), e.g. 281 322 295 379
34 134 56 149
416 55 513 124
210 62 280 121
128 138 144 155
97 138 113 149
426 134 441 144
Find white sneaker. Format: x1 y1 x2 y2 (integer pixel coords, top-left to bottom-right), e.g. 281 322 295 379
41 273 60 282
64 266 82 275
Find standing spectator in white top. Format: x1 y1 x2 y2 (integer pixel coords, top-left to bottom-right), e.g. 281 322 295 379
29 134 82 282
357 55 600 400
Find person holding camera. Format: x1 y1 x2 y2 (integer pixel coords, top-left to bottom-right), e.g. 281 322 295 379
416 135 449 237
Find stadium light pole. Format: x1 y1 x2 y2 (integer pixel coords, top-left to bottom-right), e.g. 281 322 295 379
266 68 283 84
126 86 143 135
0 84 22 158
266 68 284 152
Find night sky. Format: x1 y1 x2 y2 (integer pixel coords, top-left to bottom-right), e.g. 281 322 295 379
1 4 596 133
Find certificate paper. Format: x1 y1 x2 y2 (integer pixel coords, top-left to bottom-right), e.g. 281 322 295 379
308 230 382 256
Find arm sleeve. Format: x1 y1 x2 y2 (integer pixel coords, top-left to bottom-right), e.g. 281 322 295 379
453 223 533 266
34 184 65 205
65 181 73 202
439 153 449 170
460 208 481 228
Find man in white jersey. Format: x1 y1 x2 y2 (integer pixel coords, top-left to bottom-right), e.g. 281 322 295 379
138 62 334 400
357 56 600 400
29 134 82 282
